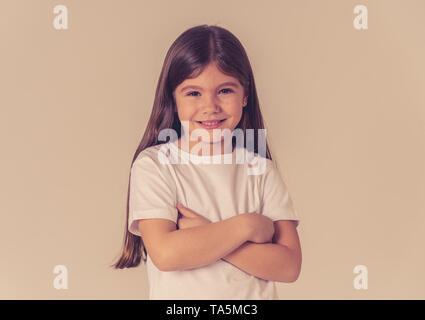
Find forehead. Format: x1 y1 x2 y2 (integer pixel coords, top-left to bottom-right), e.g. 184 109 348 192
177 64 241 91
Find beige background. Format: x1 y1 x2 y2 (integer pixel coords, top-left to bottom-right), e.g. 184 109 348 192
1 0 424 299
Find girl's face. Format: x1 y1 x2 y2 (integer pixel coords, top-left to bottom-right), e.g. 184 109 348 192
173 62 247 152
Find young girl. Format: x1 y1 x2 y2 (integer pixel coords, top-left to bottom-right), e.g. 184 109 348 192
112 24 301 300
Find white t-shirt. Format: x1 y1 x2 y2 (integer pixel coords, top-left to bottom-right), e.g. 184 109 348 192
128 139 300 300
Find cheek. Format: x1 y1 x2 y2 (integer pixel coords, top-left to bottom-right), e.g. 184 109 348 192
226 96 244 111
227 104 243 120
176 101 197 120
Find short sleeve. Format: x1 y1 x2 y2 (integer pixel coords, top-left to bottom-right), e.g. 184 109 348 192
260 160 300 227
128 154 178 237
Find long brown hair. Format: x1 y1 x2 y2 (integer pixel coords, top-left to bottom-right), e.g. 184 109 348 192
111 24 274 269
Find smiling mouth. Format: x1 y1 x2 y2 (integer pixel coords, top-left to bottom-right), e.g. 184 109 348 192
196 119 226 125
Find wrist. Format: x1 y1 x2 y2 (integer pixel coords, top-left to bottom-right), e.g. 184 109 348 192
235 213 253 242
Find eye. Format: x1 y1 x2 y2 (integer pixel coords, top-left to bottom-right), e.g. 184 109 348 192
220 88 234 94
186 91 200 97
186 88 234 97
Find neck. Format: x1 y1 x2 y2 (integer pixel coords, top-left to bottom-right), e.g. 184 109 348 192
177 134 234 156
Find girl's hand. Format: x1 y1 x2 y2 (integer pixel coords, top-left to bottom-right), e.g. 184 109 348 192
241 213 275 243
176 202 211 230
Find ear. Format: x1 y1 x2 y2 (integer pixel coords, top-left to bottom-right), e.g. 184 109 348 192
243 96 248 107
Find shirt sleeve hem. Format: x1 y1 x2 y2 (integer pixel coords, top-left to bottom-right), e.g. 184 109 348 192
128 208 178 236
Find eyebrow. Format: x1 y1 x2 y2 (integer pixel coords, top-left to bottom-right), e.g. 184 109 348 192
179 81 239 93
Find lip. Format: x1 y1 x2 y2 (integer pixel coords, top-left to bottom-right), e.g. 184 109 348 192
195 119 226 130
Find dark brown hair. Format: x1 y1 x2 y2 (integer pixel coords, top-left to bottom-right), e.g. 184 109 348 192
111 24 273 269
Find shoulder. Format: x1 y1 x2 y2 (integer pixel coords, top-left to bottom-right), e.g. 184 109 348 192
254 155 286 186
241 147 276 177
130 144 176 188
132 143 172 171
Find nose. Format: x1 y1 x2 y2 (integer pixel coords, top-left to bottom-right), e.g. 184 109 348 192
200 93 221 114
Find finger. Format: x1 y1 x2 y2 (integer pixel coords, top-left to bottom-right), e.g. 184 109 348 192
177 206 197 218
177 217 193 230
177 216 185 229
176 203 199 218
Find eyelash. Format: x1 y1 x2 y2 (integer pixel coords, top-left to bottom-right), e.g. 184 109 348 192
186 88 234 97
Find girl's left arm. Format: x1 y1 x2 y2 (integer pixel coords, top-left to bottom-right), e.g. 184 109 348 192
222 220 302 283
176 204 301 282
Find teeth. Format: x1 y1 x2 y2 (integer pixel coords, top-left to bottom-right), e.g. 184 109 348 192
199 120 223 125
202 121 219 125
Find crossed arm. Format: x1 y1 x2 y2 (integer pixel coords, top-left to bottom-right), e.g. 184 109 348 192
138 207 302 283
222 220 301 282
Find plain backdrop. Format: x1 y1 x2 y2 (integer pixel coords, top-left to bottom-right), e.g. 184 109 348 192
0 0 424 299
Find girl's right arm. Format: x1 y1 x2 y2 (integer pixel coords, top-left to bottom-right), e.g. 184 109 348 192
138 213 273 271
